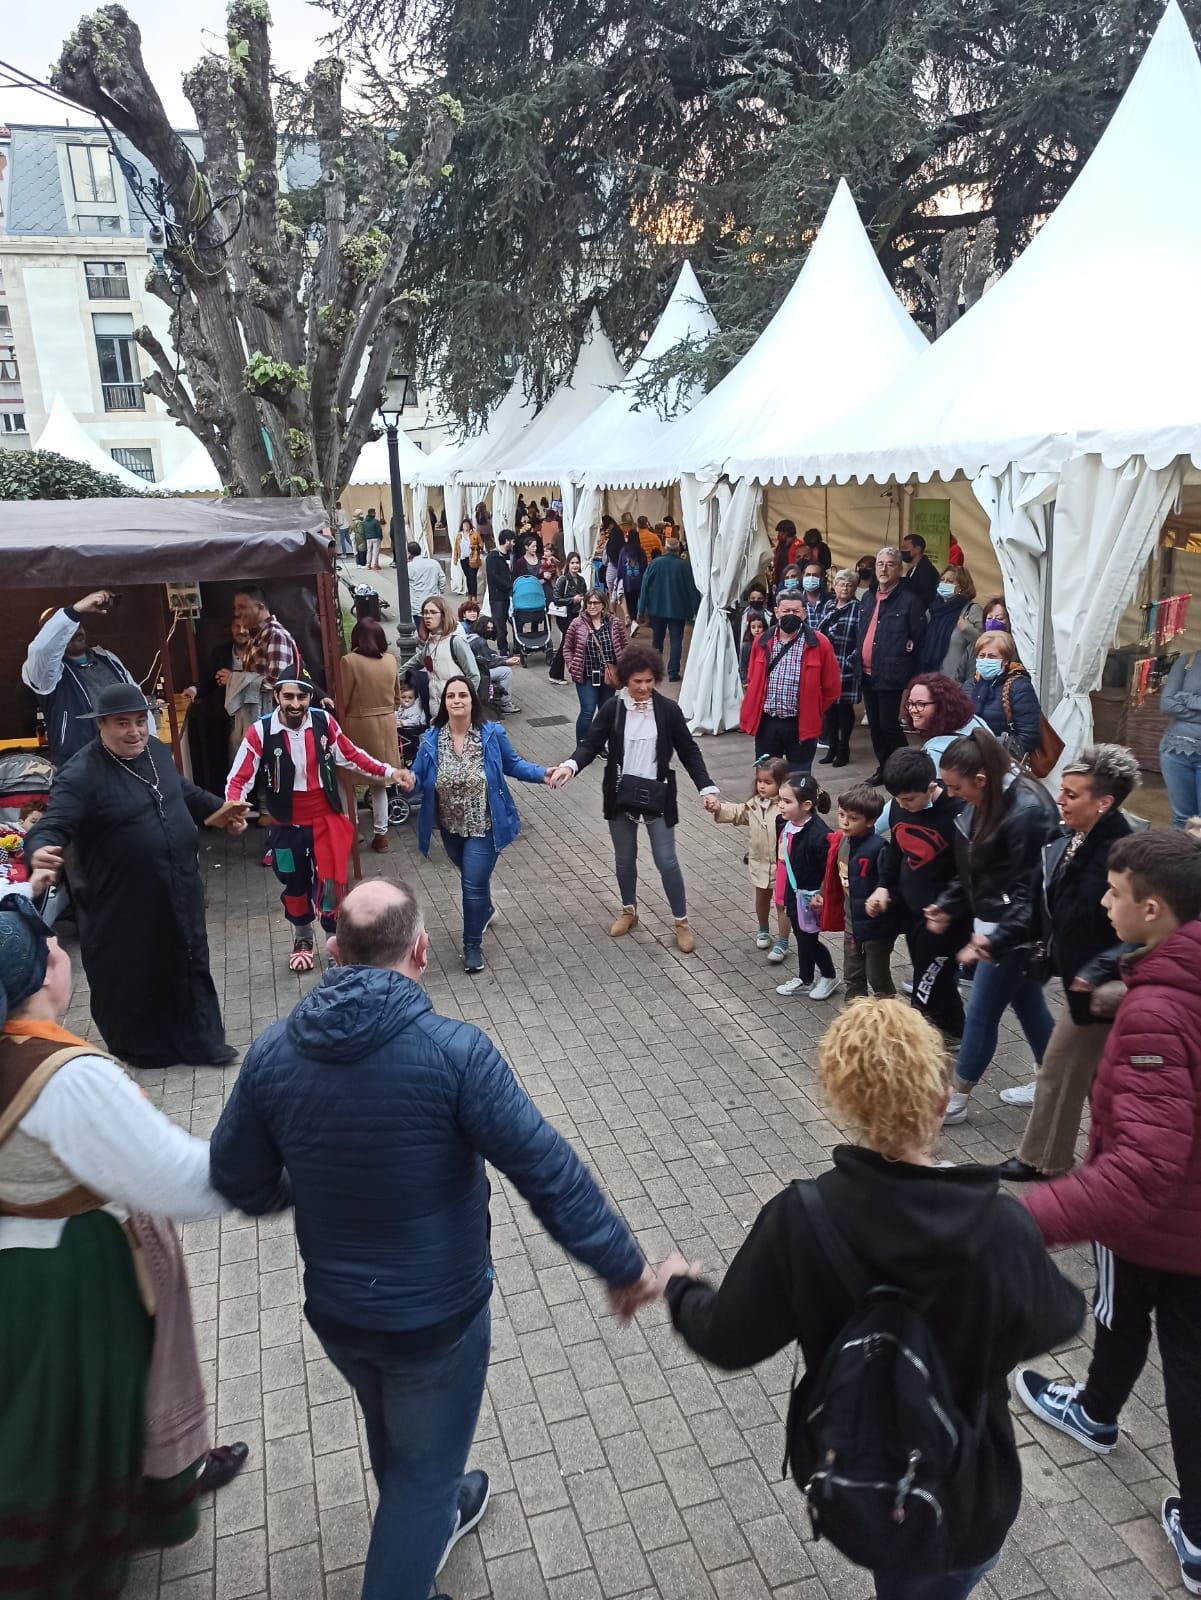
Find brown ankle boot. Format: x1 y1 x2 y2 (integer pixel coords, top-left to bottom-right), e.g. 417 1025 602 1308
609 906 639 937
674 919 696 953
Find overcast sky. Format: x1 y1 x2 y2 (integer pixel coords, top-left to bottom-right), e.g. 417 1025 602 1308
2 0 333 127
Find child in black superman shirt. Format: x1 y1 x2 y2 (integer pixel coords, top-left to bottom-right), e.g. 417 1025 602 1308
870 747 969 1042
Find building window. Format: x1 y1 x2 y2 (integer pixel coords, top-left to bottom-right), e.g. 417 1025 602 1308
93 312 143 410
68 144 116 205
0 307 10 335
110 446 155 482
0 412 26 435
85 261 130 300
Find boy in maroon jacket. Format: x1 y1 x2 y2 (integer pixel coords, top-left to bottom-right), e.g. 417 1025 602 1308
1016 831 1201 1595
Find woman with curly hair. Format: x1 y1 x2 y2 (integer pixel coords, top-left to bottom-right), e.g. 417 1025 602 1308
659 999 1083 1600
904 672 988 762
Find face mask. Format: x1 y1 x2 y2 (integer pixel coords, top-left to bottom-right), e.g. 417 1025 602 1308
802 577 821 592
936 582 956 600
976 657 1004 680
782 578 800 592
984 617 1007 632
777 613 803 635
901 549 915 563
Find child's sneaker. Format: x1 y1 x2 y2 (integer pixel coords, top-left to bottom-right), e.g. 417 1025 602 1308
943 1090 971 1125
776 976 810 997
1013 1370 1118 1454
1162 1497 1201 1595
767 939 790 964
809 975 842 1002
755 926 772 950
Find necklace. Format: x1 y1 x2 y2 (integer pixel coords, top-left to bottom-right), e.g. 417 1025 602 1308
103 741 165 814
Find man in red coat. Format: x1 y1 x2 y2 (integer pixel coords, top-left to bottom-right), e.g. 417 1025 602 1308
1015 831 1201 1596
739 592 840 773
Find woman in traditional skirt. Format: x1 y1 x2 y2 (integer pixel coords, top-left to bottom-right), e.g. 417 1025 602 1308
0 885 252 1598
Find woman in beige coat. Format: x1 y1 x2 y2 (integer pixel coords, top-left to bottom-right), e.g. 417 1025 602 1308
338 618 401 851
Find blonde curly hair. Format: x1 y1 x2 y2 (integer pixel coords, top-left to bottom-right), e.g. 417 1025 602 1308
817 1000 949 1160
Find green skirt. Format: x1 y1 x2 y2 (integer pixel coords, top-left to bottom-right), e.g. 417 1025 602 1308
0 1211 200 1599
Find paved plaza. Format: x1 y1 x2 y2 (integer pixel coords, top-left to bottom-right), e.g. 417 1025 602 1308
60 607 1184 1600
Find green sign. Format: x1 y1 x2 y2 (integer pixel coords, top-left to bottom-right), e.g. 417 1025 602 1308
911 499 951 570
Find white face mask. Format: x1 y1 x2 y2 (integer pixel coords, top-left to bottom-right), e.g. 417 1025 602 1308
937 582 956 599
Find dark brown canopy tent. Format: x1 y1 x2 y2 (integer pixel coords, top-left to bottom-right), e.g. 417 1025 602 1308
1 496 341 780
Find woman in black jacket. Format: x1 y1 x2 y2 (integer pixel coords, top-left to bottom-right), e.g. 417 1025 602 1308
548 644 717 953
996 744 1140 1182
662 1000 1083 1600
926 730 1062 1125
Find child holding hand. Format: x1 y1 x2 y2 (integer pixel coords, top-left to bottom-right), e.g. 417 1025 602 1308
773 774 842 1001
705 757 791 963
828 785 898 999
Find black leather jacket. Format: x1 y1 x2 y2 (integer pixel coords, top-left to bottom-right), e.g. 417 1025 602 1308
1037 809 1132 990
936 776 1061 959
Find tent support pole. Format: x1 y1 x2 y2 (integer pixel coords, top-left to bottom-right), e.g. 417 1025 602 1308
1035 502 1057 704
155 589 183 773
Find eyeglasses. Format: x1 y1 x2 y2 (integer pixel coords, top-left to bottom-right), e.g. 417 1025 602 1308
905 700 931 711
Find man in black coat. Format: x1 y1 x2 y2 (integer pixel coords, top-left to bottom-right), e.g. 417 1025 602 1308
485 531 515 652
901 533 941 610
855 547 926 782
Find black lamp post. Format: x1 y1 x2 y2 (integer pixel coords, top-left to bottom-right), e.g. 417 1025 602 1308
379 369 420 654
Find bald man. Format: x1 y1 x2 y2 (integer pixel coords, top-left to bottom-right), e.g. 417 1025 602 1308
210 879 658 1600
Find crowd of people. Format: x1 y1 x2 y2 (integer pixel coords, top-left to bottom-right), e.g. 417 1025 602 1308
7 515 1201 1600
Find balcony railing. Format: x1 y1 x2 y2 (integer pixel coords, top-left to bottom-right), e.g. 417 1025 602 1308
87 275 130 300
102 382 144 411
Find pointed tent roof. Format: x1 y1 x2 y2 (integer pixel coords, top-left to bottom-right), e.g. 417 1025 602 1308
676 180 928 486
408 431 464 489
34 394 153 492
434 370 539 490
789 1 1201 485
159 439 223 493
497 312 626 484
543 261 720 488
349 423 429 485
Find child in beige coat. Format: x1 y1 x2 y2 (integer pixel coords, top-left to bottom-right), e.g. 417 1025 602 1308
704 756 791 962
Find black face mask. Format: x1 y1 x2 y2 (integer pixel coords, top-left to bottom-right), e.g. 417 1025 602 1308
902 549 915 563
777 613 803 635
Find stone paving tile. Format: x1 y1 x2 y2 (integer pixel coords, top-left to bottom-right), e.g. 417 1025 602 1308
85 636 1183 1598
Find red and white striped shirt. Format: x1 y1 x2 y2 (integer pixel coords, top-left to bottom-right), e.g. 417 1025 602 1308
226 710 392 802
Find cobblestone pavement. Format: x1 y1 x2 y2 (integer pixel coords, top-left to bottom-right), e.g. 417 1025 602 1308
67 621 1185 1599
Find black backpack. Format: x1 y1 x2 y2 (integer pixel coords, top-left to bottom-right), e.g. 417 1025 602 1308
784 1181 981 1575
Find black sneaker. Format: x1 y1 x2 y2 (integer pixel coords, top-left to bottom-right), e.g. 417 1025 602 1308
463 944 485 974
1163 1497 1201 1594
437 1470 491 1574
1013 1369 1118 1454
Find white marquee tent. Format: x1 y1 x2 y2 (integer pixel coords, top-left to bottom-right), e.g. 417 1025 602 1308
639 182 931 731
35 394 155 493
771 0 1201 762
158 441 222 494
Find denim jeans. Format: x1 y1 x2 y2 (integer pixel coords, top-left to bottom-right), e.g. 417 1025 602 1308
488 664 514 705
650 616 686 677
954 950 1053 1087
608 813 687 917
1160 745 1201 827
439 827 499 947
574 680 615 744
314 1305 491 1600
337 528 353 556
873 1553 999 1600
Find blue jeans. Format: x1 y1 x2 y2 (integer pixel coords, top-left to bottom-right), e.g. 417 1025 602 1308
651 616 686 678
873 1553 999 1600
954 950 1053 1087
1160 745 1201 827
315 1305 491 1600
337 528 353 555
439 827 498 948
574 679 615 744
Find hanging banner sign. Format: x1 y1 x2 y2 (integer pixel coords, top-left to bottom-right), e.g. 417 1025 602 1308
911 499 951 570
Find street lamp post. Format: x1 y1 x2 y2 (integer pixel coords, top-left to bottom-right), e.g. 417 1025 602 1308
379 369 420 656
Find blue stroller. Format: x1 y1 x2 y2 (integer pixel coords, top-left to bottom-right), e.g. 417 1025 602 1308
510 572 554 666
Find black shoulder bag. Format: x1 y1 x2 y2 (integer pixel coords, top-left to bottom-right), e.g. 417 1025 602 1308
613 701 669 817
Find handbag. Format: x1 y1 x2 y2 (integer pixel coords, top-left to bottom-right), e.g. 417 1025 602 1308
1001 677 1064 780
615 772 668 816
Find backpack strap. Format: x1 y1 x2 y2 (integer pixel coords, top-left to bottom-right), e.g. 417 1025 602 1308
795 1179 872 1305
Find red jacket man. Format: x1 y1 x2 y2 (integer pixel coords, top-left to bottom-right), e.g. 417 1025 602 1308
1015 832 1201 1593
739 595 840 770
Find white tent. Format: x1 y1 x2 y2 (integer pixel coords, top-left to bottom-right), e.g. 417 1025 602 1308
777 1 1201 762
159 440 222 494
496 311 626 534
350 427 428 486
34 394 154 493
655 181 929 731
543 262 719 556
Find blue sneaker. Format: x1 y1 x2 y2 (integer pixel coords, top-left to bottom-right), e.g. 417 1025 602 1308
1014 1369 1118 1454
437 1469 491 1574
463 944 485 974
1162 1497 1201 1595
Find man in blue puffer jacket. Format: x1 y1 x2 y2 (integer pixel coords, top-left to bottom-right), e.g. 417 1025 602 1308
210 879 651 1600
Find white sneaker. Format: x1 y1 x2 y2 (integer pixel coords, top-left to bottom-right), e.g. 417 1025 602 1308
776 976 810 997
943 1090 971 1125
767 940 790 964
1000 1080 1037 1107
809 975 842 1002
755 928 772 950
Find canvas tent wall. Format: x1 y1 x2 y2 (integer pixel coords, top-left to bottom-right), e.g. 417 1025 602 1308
755 2 1201 766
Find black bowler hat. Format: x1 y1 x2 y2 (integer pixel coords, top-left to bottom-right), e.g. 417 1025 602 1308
76 682 153 719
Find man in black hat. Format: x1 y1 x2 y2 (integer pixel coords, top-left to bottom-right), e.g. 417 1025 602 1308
22 589 137 766
25 683 250 1068
225 671 400 971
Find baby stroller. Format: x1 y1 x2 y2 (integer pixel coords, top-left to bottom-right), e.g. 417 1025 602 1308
510 573 554 667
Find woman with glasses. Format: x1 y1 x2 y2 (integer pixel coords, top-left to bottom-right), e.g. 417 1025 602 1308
904 672 988 763
563 589 628 744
